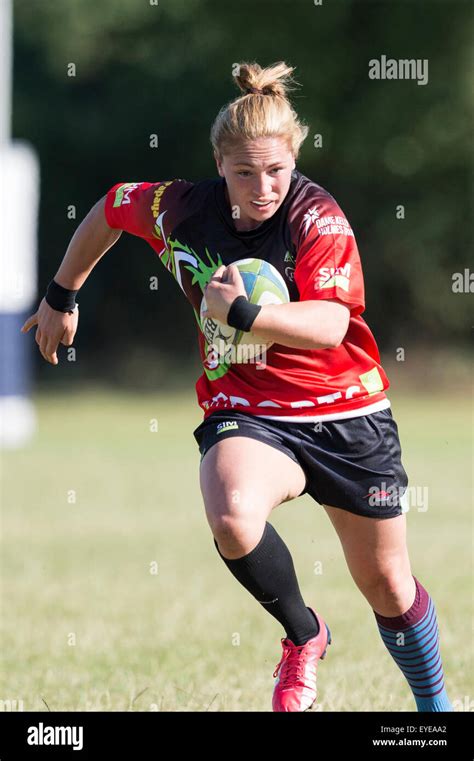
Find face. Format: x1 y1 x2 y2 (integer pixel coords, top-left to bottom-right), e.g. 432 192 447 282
215 137 296 232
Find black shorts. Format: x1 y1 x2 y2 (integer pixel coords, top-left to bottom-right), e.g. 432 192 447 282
193 407 409 519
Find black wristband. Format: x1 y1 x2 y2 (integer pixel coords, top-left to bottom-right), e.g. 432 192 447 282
45 279 78 313
226 295 262 332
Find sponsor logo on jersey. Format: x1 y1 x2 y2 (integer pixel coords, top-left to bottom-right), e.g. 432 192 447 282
316 215 354 237
302 207 320 237
151 181 173 239
318 262 351 292
216 421 239 434
151 181 172 218
113 182 140 207
359 366 384 394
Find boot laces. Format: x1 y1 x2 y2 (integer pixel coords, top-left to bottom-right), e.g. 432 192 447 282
272 640 309 684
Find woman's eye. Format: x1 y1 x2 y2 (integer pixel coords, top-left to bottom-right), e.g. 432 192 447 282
237 168 283 177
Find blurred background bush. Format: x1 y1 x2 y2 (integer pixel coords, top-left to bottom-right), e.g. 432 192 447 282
13 0 472 390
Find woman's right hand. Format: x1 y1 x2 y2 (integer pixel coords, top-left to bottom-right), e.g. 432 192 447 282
20 298 79 365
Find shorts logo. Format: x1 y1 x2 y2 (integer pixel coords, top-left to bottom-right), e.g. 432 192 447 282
216 421 239 434
366 484 426 513
365 489 391 501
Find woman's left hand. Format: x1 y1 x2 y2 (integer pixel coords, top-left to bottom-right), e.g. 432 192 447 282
202 264 248 324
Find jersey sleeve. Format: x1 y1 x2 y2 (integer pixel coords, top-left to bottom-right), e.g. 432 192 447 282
292 191 365 316
103 179 193 244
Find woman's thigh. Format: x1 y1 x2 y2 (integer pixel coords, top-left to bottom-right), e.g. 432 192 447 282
323 504 413 589
200 436 307 532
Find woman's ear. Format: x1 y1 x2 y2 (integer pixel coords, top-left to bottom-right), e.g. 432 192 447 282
214 152 224 177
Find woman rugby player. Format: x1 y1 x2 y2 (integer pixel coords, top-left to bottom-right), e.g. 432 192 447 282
21 62 452 713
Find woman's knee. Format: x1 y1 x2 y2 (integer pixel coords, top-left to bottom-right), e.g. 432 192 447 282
205 495 264 539
199 442 285 531
354 566 416 613
213 512 263 540
355 566 405 596
201 474 271 555
211 513 266 558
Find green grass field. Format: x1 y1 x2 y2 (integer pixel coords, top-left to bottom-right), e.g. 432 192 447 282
1 389 472 712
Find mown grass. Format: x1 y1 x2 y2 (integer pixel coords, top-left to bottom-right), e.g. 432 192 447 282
1 389 471 711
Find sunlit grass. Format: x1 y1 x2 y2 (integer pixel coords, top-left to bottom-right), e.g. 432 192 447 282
1 390 471 711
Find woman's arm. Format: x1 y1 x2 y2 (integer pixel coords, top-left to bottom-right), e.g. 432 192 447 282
21 196 122 364
53 196 122 290
203 263 350 350
249 299 350 349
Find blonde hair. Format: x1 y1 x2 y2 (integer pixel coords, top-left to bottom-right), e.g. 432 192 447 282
210 61 309 162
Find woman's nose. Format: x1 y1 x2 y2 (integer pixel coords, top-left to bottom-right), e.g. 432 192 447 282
253 175 273 196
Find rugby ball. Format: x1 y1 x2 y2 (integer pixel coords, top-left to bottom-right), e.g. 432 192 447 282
200 258 290 364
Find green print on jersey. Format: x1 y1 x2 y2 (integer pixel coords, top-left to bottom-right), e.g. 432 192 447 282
161 236 232 381
183 245 223 292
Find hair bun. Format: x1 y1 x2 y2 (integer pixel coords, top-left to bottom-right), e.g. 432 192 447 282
210 61 309 163
234 61 298 100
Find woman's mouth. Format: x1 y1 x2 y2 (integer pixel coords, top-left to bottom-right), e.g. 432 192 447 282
251 200 274 210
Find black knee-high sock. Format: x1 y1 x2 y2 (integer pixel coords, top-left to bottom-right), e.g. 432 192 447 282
214 521 319 645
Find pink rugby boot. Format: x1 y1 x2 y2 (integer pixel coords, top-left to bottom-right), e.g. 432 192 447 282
272 609 331 712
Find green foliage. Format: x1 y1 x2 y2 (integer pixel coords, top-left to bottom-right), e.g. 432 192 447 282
13 0 471 382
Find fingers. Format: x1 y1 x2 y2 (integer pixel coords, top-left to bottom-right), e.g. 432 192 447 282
35 329 48 363
33 326 59 364
22 301 79 364
60 326 75 347
211 264 241 286
225 264 241 282
43 336 59 365
34 329 56 364
210 264 226 283
20 313 38 333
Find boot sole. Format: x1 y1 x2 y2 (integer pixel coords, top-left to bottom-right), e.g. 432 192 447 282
306 625 332 711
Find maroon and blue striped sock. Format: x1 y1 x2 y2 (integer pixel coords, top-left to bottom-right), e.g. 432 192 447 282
373 576 452 712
